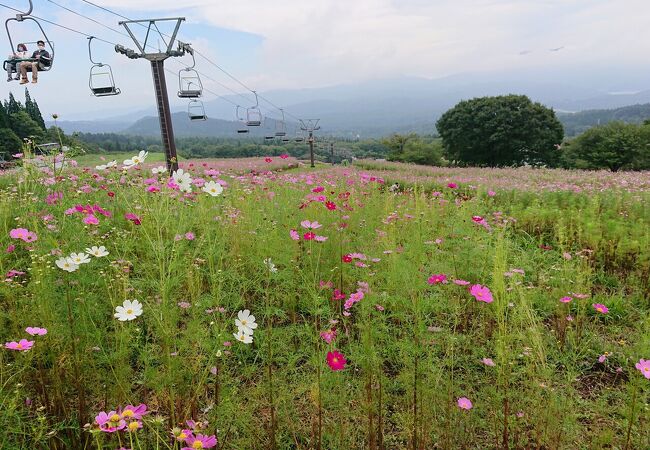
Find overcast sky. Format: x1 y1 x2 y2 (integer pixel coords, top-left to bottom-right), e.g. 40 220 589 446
1 0 649 120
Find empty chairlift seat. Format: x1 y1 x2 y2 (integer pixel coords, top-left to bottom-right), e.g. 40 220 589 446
188 99 207 121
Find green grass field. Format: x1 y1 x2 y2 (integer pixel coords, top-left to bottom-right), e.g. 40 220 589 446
1 156 648 449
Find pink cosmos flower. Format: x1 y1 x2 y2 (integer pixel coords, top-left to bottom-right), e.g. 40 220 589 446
344 290 364 310
300 220 322 230
5 339 34 351
25 327 47 336
470 284 493 303
314 235 328 242
6 244 15 253
289 229 300 241
327 350 347 371
482 358 495 367
303 232 316 240
559 296 572 303
592 303 608 314
635 359 650 379
457 397 472 410
185 232 195 241
320 329 336 344
488 190 496 197
280 154 289 159
375 304 385 311
447 183 457 189
311 186 325 193
119 404 148 420
83 215 99 225
182 433 217 449
427 274 448 285
454 279 470 286
598 354 607 363
264 157 272 163
10 228 37 242
332 289 346 301
95 411 126 433
125 213 141 225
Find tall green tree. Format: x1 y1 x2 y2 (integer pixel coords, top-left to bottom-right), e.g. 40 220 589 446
5 92 22 115
436 95 564 167
0 101 9 129
24 88 46 130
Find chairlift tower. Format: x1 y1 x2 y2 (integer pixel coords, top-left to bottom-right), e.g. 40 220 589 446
299 119 320 168
115 17 187 173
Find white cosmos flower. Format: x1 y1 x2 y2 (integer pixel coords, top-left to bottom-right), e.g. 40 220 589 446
172 169 193 193
114 299 143 321
55 257 79 272
202 181 223 197
123 151 148 168
263 258 278 273
235 309 258 335
151 166 166 175
86 246 109 257
95 164 107 170
233 331 253 344
69 252 91 265
106 160 117 168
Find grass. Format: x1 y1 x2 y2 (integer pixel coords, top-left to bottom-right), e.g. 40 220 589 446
0 155 648 449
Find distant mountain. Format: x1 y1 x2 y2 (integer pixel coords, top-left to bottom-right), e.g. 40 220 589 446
50 72 650 138
558 103 650 136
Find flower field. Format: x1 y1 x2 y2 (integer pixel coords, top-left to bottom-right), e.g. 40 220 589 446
1 154 649 449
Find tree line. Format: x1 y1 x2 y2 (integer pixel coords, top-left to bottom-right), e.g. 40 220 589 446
0 89 76 161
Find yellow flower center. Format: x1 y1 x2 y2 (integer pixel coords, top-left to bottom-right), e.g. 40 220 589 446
122 410 134 418
110 414 120 422
239 335 245 341
128 421 139 431
241 320 247 325
127 309 133 314
645 367 649 372
332 357 338 363
193 441 204 449
16 343 23 349
178 432 188 439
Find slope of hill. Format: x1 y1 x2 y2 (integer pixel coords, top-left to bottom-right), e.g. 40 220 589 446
559 103 650 136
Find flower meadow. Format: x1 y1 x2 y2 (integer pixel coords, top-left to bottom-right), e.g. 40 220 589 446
0 155 649 449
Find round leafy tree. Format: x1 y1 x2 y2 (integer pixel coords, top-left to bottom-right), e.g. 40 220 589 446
436 95 564 167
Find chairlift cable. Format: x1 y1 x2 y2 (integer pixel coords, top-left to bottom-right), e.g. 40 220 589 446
74 0 302 121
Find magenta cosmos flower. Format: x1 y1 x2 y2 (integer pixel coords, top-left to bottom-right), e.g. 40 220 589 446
457 397 473 410
5 339 34 351
25 327 47 336
635 359 650 379
327 350 347 371
592 303 609 314
9 228 38 242
470 284 493 303
427 274 448 285
559 296 572 303
182 433 217 449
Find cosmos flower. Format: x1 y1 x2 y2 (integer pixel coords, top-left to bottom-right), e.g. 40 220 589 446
5 339 34 351
592 303 609 314
327 350 347 371
457 397 473 410
470 284 493 303
235 310 258 335
25 327 47 336
114 300 143 321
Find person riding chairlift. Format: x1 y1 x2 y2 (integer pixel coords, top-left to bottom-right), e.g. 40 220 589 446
6 43 28 82
19 40 51 84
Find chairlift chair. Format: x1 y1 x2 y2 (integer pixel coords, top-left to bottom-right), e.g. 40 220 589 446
188 99 207 121
87 37 120 96
245 90 262 127
177 44 203 98
274 108 287 137
235 105 249 133
4 1 54 77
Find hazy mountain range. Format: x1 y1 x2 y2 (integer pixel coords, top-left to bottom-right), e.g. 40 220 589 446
48 72 650 138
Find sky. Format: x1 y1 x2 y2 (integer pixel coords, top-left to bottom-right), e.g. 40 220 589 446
1 0 649 120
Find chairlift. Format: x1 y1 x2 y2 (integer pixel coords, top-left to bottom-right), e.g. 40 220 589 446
87 37 120 96
177 45 203 98
188 99 207 121
235 105 249 133
294 129 304 142
281 136 290 143
274 108 287 137
246 90 262 127
264 135 275 140
4 1 54 77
